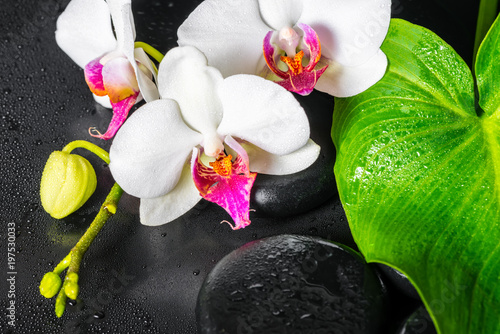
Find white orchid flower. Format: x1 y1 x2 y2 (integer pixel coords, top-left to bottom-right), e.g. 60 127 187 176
56 0 160 139
178 0 391 97
109 46 320 228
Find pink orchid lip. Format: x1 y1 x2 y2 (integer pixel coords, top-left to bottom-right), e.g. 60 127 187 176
84 58 107 96
263 23 328 95
88 93 138 140
84 54 140 140
191 136 257 230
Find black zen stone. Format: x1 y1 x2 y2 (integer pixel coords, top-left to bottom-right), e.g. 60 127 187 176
397 307 438 334
251 90 338 217
376 263 421 301
197 234 388 333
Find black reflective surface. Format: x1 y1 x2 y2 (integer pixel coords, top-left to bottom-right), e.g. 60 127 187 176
0 0 481 333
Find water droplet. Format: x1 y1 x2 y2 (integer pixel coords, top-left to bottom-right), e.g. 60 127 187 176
94 311 105 319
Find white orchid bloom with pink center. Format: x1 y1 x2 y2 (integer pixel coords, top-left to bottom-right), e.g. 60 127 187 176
178 0 391 97
56 0 160 139
109 46 320 228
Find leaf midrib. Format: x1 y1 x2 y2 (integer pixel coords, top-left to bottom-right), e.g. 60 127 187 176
364 125 480 242
482 117 500 204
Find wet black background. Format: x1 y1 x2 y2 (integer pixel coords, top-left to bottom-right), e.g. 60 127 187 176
0 0 483 333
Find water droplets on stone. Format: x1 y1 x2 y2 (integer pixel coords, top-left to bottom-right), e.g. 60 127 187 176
197 235 389 333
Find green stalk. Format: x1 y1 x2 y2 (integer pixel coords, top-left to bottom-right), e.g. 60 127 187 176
134 41 165 63
41 140 125 317
54 183 123 317
62 140 110 164
473 0 499 67
67 183 123 274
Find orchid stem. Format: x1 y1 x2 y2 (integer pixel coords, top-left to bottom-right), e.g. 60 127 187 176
53 254 71 275
68 182 123 273
53 182 123 317
473 0 499 68
62 140 110 164
41 141 123 317
134 41 165 63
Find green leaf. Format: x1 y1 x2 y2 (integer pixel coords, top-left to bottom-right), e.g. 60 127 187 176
476 14 500 116
332 18 500 334
473 0 499 65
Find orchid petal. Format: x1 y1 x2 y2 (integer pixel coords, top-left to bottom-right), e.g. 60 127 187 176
315 49 387 97
107 0 135 56
93 94 112 108
55 0 117 68
191 148 256 230
107 0 145 106
90 93 137 140
263 31 288 79
109 99 203 198
158 46 223 138
257 0 303 31
102 57 138 103
229 139 320 175
177 0 270 77
134 48 157 84
84 58 106 96
216 74 310 155
133 48 160 102
224 135 251 174
299 0 390 67
191 147 220 194
298 23 321 72
139 164 202 226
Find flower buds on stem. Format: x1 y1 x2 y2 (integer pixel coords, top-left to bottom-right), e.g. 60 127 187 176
39 141 124 317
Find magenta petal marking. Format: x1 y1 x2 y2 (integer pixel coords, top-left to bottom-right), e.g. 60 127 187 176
278 65 328 96
84 57 106 96
297 23 322 72
191 148 220 194
224 135 250 173
191 147 257 230
263 31 288 79
89 93 138 140
262 25 328 95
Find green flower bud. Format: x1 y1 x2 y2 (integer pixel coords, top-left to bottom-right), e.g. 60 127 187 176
64 281 79 300
40 151 97 219
40 272 62 298
67 272 79 283
64 272 79 299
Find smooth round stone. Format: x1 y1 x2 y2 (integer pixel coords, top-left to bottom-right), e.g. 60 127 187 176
397 307 437 334
251 91 337 217
197 234 388 333
376 264 421 300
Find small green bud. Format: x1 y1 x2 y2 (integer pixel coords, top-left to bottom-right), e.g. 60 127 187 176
55 303 65 318
40 151 97 219
40 272 62 298
64 281 79 300
64 272 79 299
55 291 67 318
67 272 79 283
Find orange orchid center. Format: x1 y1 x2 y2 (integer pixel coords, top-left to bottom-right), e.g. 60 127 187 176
280 50 304 75
209 154 233 177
